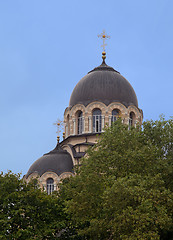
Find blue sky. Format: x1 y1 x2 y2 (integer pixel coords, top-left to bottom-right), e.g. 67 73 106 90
0 0 173 175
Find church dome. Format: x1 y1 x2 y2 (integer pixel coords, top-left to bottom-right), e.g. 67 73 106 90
69 61 138 108
26 144 73 178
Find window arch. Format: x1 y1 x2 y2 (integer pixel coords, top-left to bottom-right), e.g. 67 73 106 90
92 108 102 133
77 111 83 134
46 178 54 195
111 109 120 123
129 112 136 128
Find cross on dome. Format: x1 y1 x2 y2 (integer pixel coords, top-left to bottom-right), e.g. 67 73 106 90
53 119 64 142
98 30 110 52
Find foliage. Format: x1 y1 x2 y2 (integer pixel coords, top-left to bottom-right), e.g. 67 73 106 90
1 117 173 239
0 172 66 240
60 117 173 240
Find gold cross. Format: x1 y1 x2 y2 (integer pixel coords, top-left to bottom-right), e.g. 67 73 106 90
98 30 110 52
53 119 64 138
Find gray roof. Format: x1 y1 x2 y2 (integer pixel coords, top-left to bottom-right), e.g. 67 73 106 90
26 144 73 178
69 61 138 108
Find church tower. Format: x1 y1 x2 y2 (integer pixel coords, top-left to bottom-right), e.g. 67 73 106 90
25 32 143 193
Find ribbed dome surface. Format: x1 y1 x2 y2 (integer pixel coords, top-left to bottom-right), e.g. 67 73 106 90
26 144 73 178
69 61 138 108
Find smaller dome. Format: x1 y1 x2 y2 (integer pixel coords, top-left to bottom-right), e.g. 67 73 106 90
26 144 73 178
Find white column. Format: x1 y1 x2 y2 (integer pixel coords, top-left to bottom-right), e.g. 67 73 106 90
68 122 70 135
65 124 68 138
88 116 92 133
102 116 105 132
128 117 130 130
109 116 112 127
134 120 136 128
72 119 76 135
82 117 85 133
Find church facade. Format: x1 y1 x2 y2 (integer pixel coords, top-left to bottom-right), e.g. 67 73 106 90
25 49 143 194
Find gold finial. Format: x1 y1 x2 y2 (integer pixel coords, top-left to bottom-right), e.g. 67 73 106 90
63 132 65 140
57 136 60 143
102 51 106 60
98 30 110 59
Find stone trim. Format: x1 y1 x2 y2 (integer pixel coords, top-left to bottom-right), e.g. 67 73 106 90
64 101 143 138
86 101 107 116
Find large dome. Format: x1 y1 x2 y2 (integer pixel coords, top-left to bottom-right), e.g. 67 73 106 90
26 144 73 178
69 61 138 108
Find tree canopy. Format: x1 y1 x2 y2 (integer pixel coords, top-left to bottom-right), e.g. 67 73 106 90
60 117 173 240
1 117 173 239
0 172 66 239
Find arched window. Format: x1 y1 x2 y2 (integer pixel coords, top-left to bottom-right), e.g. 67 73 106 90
46 178 54 195
129 112 136 128
111 109 120 123
93 108 102 133
78 111 83 134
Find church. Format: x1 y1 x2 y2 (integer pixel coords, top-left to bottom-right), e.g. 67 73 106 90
24 32 143 194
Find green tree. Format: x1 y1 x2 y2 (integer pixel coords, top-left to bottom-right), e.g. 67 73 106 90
0 171 66 240
60 118 173 240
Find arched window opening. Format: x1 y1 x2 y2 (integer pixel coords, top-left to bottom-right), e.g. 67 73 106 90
93 108 102 133
46 178 54 195
111 109 120 123
78 111 83 134
129 112 136 128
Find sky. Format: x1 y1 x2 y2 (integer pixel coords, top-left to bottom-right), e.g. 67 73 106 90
0 0 173 175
